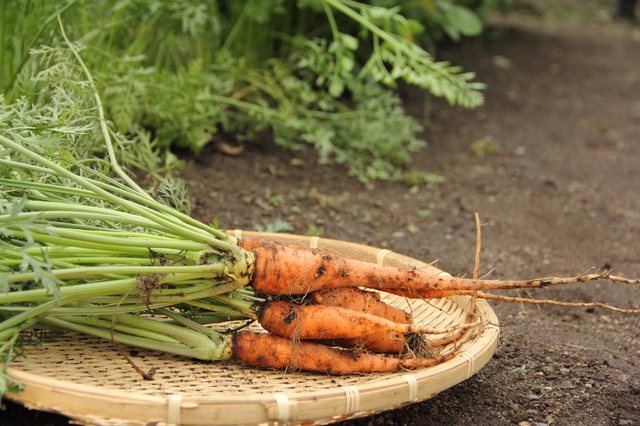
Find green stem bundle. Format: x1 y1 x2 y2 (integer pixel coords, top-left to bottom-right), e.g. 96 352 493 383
0 133 259 396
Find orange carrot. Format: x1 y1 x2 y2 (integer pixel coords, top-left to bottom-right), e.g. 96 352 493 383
310 287 411 323
232 330 452 374
256 300 476 340
256 300 407 340
309 288 412 353
240 238 639 299
239 238 513 295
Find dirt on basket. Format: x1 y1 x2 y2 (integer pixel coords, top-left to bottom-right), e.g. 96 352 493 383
4 9 640 426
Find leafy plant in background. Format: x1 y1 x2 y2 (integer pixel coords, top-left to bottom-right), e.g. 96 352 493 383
388 0 501 47
1 0 492 183
253 218 296 233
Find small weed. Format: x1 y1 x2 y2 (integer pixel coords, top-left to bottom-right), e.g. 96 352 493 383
306 224 324 237
268 194 285 206
428 202 447 210
509 364 528 380
470 136 501 157
287 189 307 199
308 188 350 209
489 409 505 420
360 213 374 223
405 223 419 234
403 170 446 185
253 219 294 233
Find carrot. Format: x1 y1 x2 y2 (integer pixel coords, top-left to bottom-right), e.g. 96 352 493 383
315 334 408 354
310 287 411 323
308 289 482 354
240 238 640 301
309 288 413 353
255 300 478 340
232 330 453 374
239 238 522 294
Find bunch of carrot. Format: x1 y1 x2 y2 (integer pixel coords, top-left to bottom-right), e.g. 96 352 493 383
1 133 639 382
0 134 476 379
228 237 640 374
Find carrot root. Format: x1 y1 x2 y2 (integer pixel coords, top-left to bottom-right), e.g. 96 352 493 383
238 238 547 295
310 287 411 323
240 239 639 314
256 300 404 340
309 288 413 353
232 330 452 374
256 300 479 341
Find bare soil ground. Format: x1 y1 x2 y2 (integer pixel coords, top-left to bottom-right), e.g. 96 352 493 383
3 8 640 426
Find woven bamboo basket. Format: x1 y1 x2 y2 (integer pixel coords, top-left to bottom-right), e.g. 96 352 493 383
5 231 500 426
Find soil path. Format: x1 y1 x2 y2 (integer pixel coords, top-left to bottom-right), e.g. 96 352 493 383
3 10 640 426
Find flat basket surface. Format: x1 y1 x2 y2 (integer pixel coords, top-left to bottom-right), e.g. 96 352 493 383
6 231 500 426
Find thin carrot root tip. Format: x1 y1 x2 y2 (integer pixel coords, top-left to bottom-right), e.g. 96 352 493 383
232 330 451 374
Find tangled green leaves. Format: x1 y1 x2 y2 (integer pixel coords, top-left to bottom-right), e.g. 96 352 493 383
2 0 487 184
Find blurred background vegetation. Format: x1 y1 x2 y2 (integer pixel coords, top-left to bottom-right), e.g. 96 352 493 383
1 0 502 185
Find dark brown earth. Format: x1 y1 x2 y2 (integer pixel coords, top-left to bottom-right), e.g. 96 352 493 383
3 8 640 426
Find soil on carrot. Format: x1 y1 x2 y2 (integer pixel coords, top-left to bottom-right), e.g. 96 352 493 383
4 9 640 426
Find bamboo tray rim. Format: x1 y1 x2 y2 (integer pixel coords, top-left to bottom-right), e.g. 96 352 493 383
6 231 500 426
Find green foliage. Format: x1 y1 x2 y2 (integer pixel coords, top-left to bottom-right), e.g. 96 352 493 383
253 218 295 233
1 0 489 184
388 0 498 47
440 2 484 39
1 333 24 402
470 135 501 156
